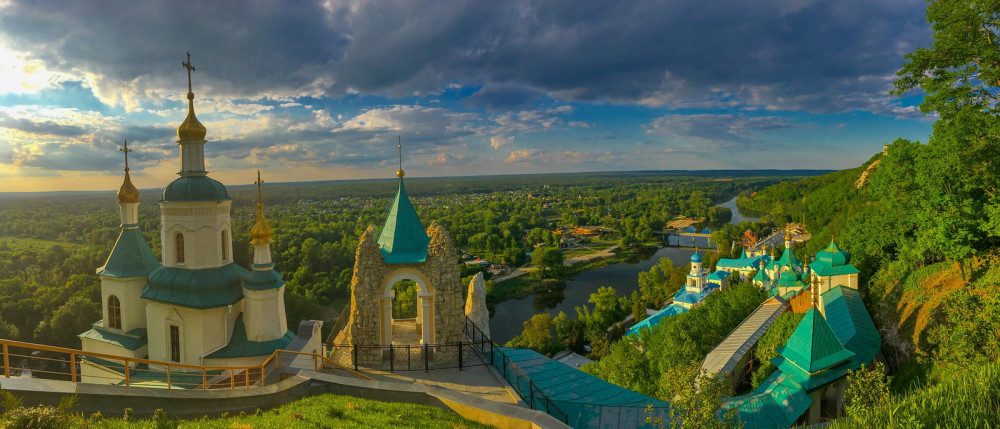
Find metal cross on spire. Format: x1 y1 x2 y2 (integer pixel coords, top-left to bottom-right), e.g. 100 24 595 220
119 140 132 172
255 170 264 207
181 51 196 93
398 135 402 171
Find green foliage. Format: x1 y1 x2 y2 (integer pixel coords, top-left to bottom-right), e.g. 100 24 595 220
1 406 70 429
926 289 1000 366
504 313 562 356
0 389 22 413
532 246 564 278
637 257 687 309
830 359 1000 428
749 312 804 390
843 362 891 421
585 282 767 399
645 362 743 429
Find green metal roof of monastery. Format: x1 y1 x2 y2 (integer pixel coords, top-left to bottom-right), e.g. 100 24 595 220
776 246 801 268
823 286 881 364
776 308 854 375
78 326 148 351
723 372 813 429
753 266 770 283
205 314 293 359
97 227 162 278
243 265 284 291
498 347 671 428
142 263 248 309
162 175 230 202
377 178 429 264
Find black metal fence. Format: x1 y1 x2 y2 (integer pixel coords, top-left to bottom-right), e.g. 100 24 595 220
463 317 569 424
327 341 487 372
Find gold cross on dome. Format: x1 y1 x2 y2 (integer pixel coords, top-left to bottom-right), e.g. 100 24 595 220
398 135 402 171
119 140 132 171
181 51 196 93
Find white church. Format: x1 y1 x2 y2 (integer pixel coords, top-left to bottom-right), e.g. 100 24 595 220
79 57 295 382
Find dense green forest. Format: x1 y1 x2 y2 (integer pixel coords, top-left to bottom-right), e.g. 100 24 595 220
0 171 802 350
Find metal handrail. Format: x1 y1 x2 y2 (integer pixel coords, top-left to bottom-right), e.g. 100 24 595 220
462 317 569 424
0 338 369 390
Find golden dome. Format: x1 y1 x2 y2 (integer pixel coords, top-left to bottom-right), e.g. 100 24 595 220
116 169 140 204
250 203 273 245
784 232 792 241
177 92 207 141
396 169 405 178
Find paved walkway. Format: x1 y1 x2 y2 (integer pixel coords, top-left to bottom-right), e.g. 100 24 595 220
361 354 519 404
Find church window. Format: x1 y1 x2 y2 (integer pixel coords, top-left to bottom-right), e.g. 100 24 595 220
175 232 185 264
108 295 121 330
169 325 180 362
221 230 228 261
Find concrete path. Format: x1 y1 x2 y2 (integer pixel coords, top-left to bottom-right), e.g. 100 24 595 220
360 354 519 405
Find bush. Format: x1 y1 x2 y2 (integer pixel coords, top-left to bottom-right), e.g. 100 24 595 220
2 406 70 429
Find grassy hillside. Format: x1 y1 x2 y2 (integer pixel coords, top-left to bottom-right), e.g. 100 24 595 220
0 393 494 429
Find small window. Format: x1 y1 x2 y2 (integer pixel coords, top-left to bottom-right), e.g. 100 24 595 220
108 295 121 330
221 230 228 261
170 325 181 362
175 232 185 264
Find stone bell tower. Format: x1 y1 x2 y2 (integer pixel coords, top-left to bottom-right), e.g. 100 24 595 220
339 143 464 365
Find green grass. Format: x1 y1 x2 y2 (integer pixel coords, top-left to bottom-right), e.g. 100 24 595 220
9 393 494 428
830 359 1000 428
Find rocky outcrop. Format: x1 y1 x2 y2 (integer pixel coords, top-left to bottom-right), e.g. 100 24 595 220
465 272 490 338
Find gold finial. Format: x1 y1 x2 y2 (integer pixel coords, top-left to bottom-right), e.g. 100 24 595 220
396 135 405 178
250 170 273 245
116 140 140 204
177 51 207 141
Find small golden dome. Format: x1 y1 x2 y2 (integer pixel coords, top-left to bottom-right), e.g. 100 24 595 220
250 203 273 245
397 169 405 178
177 92 207 141
784 232 792 241
117 170 140 204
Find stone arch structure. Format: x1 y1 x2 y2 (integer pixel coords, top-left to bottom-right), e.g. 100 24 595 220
342 223 464 365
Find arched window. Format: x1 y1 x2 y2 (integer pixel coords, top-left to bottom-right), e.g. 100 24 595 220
108 295 122 330
221 230 228 261
175 232 185 264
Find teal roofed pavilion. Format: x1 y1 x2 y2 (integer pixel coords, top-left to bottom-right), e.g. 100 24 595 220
378 175 430 264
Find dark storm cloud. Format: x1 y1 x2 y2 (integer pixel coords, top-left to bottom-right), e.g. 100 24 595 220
0 0 928 115
0 112 87 137
645 114 808 149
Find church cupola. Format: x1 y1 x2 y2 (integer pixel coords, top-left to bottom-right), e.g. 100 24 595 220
377 138 430 264
241 171 288 341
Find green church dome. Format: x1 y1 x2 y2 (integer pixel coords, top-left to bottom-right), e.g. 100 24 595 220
162 175 230 202
142 264 247 309
816 241 850 267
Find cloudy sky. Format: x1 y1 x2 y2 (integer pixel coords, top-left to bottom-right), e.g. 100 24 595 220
0 0 933 192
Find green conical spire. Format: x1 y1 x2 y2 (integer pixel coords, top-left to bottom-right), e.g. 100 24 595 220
778 308 854 374
377 178 430 264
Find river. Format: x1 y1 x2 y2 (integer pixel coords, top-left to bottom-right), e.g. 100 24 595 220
488 195 757 344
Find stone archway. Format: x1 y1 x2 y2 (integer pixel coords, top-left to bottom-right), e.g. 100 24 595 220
381 270 436 345
340 223 464 366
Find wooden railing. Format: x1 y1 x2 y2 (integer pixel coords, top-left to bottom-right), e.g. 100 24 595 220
0 338 370 390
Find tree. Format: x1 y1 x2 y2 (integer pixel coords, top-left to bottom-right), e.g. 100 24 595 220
844 362 891 420
647 362 742 429
532 246 563 278
505 313 561 356
33 296 100 348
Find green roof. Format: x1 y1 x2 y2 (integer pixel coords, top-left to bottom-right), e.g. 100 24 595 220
243 265 284 291
78 326 148 351
498 347 671 428
776 308 855 375
142 264 247 309
810 260 860 277
823 286 881 364
377 178 429 264
723 372 812 429
816 241 850 266
776 247 801 268
205 314 293 359
97 227 162 278
162 175 230 202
